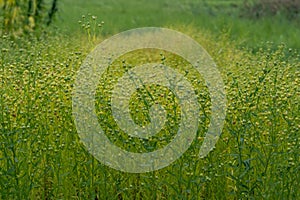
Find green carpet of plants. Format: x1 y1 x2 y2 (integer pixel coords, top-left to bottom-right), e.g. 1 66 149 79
1 0 299 199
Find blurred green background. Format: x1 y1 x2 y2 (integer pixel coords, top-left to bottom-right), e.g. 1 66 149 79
53 0 300 51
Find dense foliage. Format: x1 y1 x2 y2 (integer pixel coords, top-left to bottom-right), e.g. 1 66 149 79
0 0 299 199
0 28 299 198
0 0 57 35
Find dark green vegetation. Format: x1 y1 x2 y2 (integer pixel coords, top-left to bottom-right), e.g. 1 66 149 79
0 0 58 34
1 0 299 199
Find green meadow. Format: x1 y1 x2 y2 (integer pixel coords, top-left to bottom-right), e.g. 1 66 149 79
0 0 299 199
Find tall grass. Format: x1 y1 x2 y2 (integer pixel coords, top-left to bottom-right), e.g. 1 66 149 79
0 24 299 199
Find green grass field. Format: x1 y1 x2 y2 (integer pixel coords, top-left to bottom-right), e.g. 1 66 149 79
1 0 299 199
56 0 300 51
